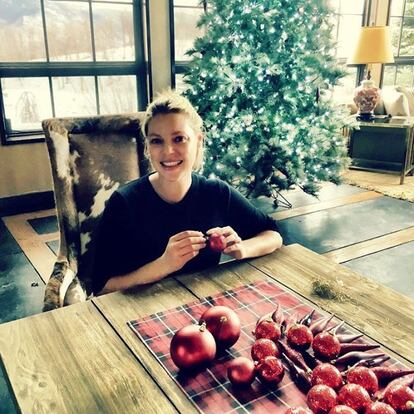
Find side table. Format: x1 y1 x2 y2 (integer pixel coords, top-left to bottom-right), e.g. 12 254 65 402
348 116 414 184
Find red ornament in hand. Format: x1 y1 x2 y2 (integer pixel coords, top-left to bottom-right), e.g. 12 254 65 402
307 384 337 414
337 384 371 413
346 366 379 395
208 233 226 252
170 322 216 370
251 338 280 361
227 357 256 386
311 363 343 390
200 306 241 349
256 356 285 385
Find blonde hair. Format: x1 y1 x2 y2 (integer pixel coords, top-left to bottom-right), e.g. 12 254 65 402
142 90 204 171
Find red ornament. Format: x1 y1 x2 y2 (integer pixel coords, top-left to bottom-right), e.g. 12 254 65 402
170 322 216 370
255 319 282 342
383 384 414 412
208 233 226 252
337 383 371 413
311 363 343 390
251 338 280 361
329 406 357 414
227 357 256 386
307 384 337 414
346 366 379 395
365 402 397 414
285 408 313 414
256 356 285 385
200 305 241 349
312 332 341 360
287 324 314 350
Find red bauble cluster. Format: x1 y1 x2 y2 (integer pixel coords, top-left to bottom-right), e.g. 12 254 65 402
170 306 241 371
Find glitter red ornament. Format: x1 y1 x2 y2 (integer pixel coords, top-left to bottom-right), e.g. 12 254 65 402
287 324 314 350
255 319 282 343
346 366 379 395
365 401 397 414
337 383 371 413
328 405 357 414
383 384 414 412
312 332 341 360
256 356 285 385
311 363 343 390
307 384 338 414
251 338 280 361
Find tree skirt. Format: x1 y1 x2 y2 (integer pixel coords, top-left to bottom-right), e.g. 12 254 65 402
342 169 414 202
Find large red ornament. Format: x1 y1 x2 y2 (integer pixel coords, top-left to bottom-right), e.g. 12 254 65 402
227 357 256 386
256 356 285 385
329 406 357 414
346 366 379 395
287 324 314 350
200 305 241 349
170 322 216 370
337 383 371 413
365 402 397 414
251 338 280 361
255 319 282 343
307 384 337 414
312 332 341 360
383 384 414 412
311 363 343 390
208 233 226 252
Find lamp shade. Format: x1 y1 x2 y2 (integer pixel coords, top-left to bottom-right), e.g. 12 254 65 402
348 26 394 64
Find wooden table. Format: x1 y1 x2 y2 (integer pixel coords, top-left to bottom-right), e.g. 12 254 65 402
1 244 413 413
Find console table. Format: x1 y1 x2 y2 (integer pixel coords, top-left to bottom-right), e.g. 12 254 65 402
348 116 414 184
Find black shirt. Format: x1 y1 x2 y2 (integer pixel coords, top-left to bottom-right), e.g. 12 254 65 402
92 173 279 294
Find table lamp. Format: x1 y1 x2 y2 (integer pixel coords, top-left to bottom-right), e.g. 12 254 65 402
348 26 394 121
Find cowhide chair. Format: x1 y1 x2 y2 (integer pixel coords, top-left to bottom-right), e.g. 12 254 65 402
42 113 148 311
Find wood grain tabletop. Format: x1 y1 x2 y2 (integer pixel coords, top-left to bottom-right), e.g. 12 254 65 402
0 243 412 413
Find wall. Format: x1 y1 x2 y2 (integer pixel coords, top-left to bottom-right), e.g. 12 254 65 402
0 1 171 199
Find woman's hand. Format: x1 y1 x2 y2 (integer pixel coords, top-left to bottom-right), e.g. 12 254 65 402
160 230 206 273
206 226 246 260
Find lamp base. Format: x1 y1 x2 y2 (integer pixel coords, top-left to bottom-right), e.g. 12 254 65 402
356 112 376 122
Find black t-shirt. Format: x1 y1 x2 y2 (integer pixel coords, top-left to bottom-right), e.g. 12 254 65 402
92 173 279 294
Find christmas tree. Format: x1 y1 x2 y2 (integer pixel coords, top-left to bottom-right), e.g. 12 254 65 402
184 0 352 199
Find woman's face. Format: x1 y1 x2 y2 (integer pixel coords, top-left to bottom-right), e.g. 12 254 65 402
146 113 202 183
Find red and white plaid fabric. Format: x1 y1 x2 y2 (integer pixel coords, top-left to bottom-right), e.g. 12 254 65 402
128 280 407 414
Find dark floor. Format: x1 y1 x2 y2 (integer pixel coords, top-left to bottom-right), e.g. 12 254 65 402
1 182 414 412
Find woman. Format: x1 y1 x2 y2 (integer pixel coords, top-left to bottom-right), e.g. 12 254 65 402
92 91 283 295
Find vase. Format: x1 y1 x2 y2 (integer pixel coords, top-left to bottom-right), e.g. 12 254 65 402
353 79 380 121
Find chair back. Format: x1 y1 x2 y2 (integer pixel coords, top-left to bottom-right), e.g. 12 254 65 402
42 113 148 305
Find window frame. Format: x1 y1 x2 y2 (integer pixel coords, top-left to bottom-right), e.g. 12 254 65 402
0 0 148 146
382 0 414 87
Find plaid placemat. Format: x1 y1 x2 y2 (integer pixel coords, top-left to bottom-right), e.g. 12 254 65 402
128 280 406 414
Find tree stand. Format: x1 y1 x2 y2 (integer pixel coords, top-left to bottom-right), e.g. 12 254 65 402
271 189 292 209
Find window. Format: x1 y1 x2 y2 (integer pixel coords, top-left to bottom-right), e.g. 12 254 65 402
383 0 414 87
0 0 148 145
328 0 368 102
170 0 206 91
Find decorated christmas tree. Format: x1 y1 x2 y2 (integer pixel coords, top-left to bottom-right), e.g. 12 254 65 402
184 0 352 199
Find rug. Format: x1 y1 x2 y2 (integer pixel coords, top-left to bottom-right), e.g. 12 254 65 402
342 169 414 202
